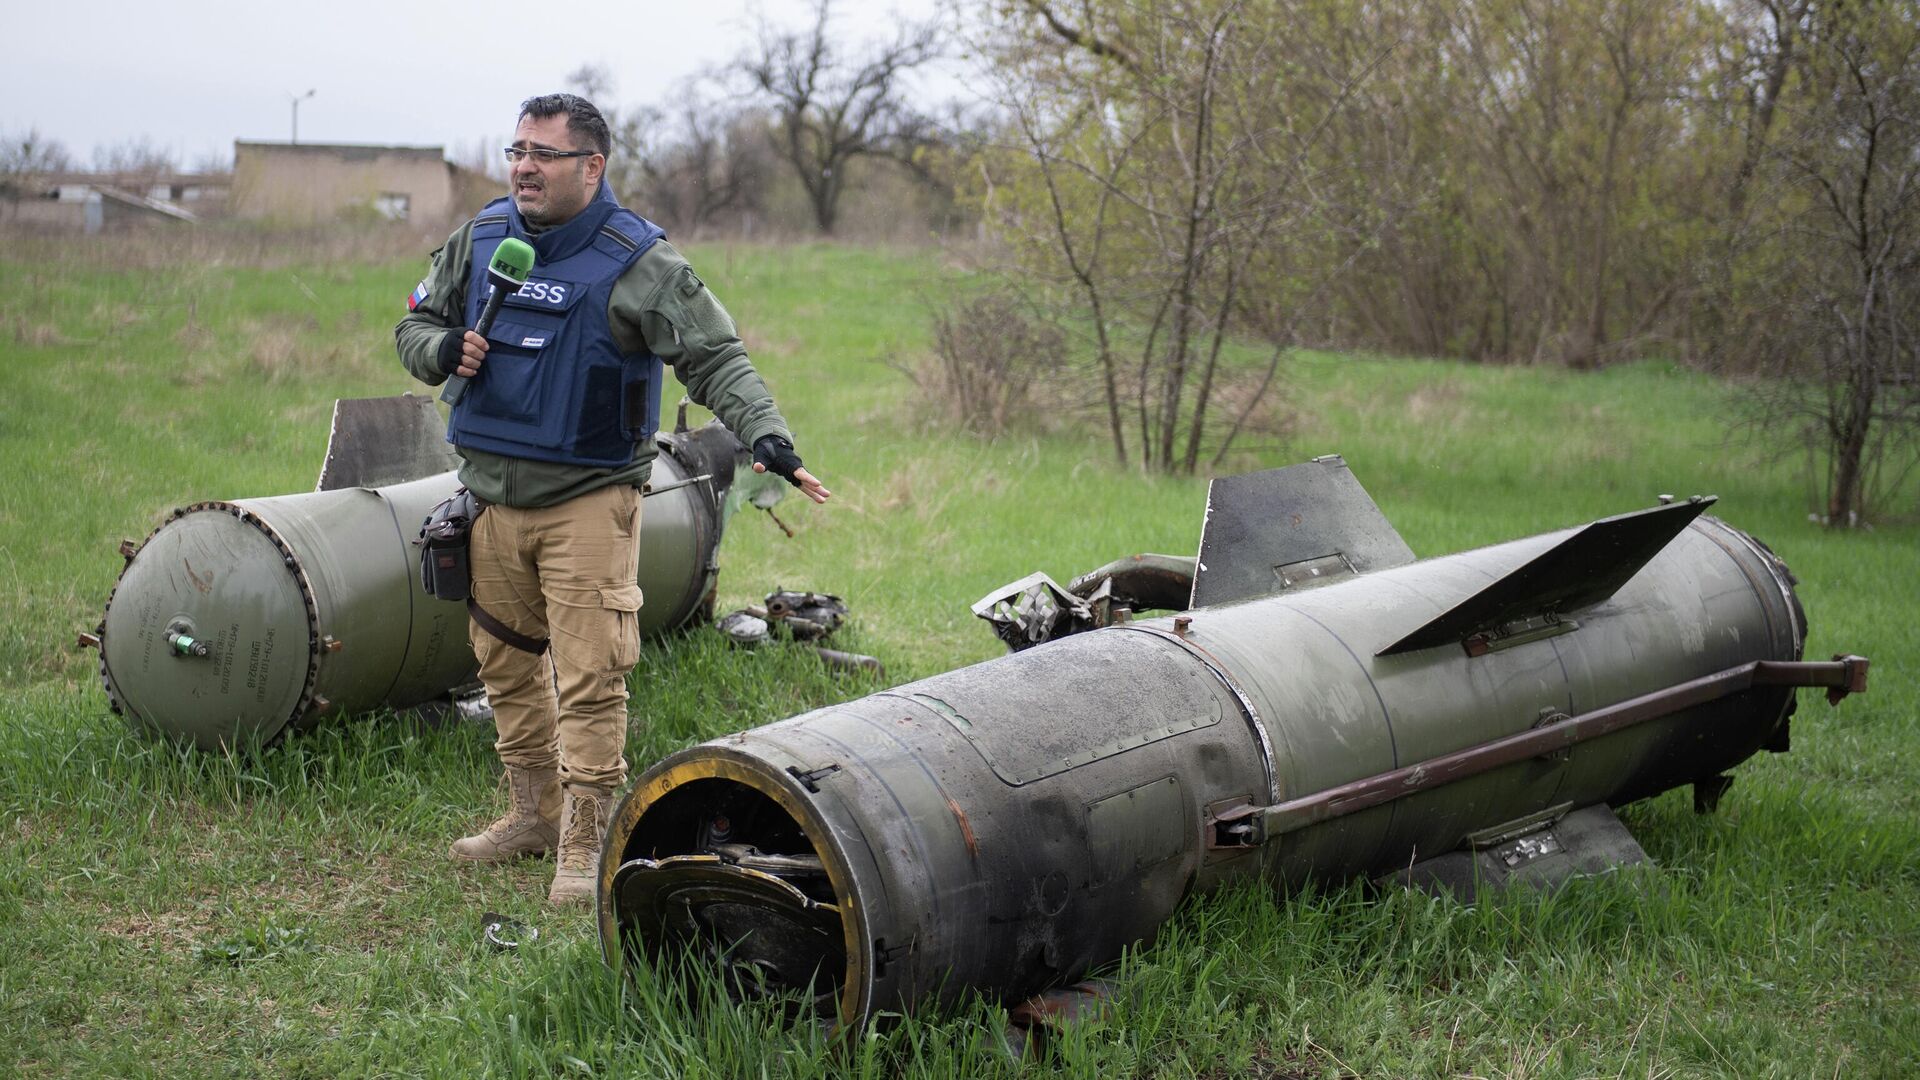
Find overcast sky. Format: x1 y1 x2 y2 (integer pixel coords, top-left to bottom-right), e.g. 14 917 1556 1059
4 0 954 170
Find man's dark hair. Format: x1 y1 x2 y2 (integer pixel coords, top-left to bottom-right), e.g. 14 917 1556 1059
518 93 611 157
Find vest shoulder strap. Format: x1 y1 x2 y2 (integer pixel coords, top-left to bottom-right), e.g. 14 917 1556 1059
593 210 663 264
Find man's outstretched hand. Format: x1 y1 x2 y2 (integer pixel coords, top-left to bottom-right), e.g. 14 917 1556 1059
753 435 832 504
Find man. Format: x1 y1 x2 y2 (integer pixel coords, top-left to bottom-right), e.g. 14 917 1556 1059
396 93 830 905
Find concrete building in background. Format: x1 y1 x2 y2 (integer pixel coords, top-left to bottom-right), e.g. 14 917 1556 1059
230 141 495 227
0 170 217 232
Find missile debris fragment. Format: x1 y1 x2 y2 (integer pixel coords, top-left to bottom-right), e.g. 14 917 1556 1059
597 455 1868 1029
89 395 752 750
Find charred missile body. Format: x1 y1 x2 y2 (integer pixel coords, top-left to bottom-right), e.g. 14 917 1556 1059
597 457 1867 1028
91 395 746 750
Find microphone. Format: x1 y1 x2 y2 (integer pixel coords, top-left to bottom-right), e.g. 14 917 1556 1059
440 237 536 406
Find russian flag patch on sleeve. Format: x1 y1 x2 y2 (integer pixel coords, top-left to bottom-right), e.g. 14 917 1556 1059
406 280 430 311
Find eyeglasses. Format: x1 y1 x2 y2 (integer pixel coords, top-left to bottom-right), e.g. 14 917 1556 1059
503 147 598 164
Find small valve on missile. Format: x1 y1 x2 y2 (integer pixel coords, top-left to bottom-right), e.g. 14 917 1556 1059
167 631 210 658
164 620 210 659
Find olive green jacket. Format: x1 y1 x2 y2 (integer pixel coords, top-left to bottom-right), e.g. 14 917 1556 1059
395 217 792 508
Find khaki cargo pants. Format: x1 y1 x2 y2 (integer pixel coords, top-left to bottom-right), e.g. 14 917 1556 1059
469 483 642 790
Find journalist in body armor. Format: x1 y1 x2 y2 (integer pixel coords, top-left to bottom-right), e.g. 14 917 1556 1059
396 93 830 904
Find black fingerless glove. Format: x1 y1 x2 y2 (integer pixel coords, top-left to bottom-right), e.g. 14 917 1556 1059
436 329 465 376
753 435 805 487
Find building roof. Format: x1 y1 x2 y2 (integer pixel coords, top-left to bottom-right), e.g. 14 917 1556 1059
234 140 447 163
95 185 198 222
19 170 229 188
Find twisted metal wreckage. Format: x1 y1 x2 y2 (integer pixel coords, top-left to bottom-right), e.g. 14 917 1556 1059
83 405 1868 1037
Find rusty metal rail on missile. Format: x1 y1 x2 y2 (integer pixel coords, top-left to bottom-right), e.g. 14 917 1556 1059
1210 655 1870 848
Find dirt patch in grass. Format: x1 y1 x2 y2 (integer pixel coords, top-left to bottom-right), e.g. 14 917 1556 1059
6 313 69 347
247 320 307 380
102 907 206 951
89 301 149 333
1404 380 1467 423
1196 1041 1345 1080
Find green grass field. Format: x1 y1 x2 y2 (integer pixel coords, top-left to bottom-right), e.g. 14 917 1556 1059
1 229 1914 1078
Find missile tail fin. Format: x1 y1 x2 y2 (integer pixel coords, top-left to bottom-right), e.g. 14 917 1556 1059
1376 497 1716 656
1191 455 1415 609
316 395 459 491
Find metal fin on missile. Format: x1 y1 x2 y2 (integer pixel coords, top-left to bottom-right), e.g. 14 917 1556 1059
315 394 459 491
1190 455 1415 609
1377 497 1716 657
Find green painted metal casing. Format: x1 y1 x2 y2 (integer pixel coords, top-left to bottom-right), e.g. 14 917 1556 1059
98 434 730 750
599 512 1805 1026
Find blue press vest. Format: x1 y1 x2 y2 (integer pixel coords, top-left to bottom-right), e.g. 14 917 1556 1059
448 184 667 467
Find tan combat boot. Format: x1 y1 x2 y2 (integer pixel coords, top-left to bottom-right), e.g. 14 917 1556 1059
548 783 615 905
450 764 561 862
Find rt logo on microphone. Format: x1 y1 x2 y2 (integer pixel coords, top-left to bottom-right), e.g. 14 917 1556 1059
509 279 569 306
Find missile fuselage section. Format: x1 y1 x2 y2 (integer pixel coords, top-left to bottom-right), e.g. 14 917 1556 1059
598 458 1865 1028
94 396 745 749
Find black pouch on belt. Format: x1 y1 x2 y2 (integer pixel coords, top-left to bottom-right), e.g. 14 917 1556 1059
416 487 480 601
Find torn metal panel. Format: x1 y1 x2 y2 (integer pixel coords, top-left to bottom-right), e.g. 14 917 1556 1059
1190 455 1414 610
974 555 1197 653
1065 553 1195 613
315 394 459 491
971 571 1094 651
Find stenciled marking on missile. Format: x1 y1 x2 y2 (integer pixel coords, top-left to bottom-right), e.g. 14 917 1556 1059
244 628 277 705
217 622 238 695
135 595 160 673
184 558 214 594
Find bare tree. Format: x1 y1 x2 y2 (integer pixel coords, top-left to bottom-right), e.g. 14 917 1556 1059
744 0 943 234
984 0 1403 472
624 92 773 234
563 64 771 234
90 137 177 183
1736 0 1920 525
0 128 72 177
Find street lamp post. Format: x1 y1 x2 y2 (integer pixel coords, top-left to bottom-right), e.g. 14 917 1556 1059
289 89 316 144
